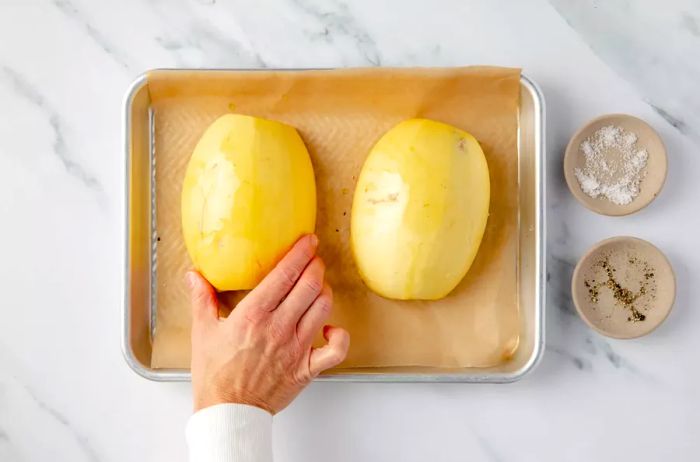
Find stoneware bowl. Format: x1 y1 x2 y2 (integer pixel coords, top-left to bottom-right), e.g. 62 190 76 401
572 236 675 339
564 114 667 216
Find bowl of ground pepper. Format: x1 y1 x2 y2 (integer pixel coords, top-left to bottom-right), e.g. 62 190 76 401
572 236 675 339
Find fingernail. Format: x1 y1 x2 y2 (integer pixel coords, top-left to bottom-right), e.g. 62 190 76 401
185 272 196 289
309 234 319 247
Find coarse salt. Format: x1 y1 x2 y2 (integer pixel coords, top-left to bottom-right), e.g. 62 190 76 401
573 125 649 206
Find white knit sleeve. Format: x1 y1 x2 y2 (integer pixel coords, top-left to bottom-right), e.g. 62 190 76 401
186 404 273 462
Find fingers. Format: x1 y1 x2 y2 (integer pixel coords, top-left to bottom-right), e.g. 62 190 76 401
240 234 318 314
274 257 325 329
186 271 219 328
309 326 350 376
296 283 333 345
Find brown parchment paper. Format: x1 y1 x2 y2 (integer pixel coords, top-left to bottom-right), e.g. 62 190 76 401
149 67 521 369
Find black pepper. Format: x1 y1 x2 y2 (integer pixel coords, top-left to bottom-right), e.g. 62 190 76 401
584 253 657 323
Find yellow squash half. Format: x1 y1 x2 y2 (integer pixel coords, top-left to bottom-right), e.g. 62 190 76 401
181 114 316 291
351 119 490 300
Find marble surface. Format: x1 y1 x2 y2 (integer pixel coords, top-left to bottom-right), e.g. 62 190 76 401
1 0 699 460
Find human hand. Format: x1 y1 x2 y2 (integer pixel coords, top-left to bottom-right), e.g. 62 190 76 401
187 234 350 414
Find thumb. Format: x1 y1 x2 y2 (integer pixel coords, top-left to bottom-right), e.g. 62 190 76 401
309 326 350 376
186 271 219 327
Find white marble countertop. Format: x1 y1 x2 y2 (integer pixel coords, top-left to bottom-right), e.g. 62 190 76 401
1 1 699 461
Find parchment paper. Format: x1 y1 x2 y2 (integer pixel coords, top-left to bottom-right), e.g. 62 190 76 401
149 67 521 369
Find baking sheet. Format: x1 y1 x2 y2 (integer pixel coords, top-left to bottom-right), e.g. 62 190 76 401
148 67 521 369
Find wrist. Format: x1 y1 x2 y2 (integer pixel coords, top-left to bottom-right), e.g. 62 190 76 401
194 391 274 415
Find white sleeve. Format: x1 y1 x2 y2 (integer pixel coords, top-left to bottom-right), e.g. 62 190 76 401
186 403 273 462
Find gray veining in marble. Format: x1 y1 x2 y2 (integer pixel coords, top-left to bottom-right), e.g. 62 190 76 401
24 386 101 462
155 25 267 68
549 0 700 143
474 432 505 462
647 102 688 133
0 65 103 193
147 0 268 67
289 0 382 65
52 0 133 71
0 346 102 462
548 345 593 371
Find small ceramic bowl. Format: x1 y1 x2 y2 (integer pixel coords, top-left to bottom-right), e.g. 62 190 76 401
564 114 667 216
571 236 675 339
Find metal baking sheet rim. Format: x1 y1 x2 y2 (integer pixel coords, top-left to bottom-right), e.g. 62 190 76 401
121 69 546 383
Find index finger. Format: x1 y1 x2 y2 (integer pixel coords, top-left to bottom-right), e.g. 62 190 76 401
238 234 319 314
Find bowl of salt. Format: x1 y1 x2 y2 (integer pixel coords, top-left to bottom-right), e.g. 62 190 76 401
564 114 667 216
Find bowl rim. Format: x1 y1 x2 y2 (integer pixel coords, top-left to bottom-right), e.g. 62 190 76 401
571 235 676 339
563 113 668 217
